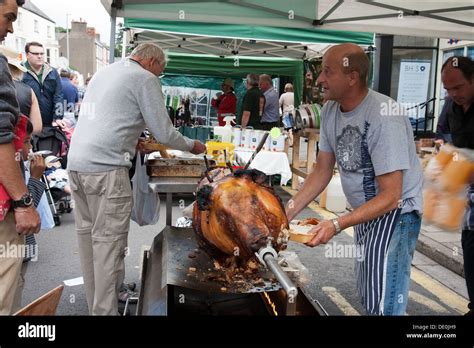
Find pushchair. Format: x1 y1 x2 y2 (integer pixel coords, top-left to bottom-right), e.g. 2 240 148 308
32 126 72 226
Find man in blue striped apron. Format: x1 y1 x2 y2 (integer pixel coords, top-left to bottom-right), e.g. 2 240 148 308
440 56 474 315
286 43 423 315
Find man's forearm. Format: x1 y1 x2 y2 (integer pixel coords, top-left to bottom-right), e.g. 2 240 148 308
338 191 400 230
0 143 28 200
287 164 333 221
241 111 250 128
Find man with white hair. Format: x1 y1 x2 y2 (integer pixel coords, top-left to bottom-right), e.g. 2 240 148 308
68 43 206 315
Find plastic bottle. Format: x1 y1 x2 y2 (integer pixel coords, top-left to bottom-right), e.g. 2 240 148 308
326 173 347 213
213 115 235 143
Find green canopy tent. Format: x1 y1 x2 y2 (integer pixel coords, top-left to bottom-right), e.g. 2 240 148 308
122 22 373 110
100 1 379 113
101 0 473 109
102 1 474 42
125 19 375 49
163 52 305 108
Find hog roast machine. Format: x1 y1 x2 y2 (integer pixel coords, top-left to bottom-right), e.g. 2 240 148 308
137 227 326 316
139 153 326 316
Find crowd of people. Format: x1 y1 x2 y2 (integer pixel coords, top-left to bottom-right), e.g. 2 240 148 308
210 74 293 130
0 0 472 318
0 1 205 315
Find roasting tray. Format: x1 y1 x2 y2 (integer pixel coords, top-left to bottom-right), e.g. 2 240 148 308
146 158 214 177
142 227 281 295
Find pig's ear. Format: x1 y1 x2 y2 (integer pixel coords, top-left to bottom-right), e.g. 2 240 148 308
234 168 268 186
196 185 213 211
249 169 268 185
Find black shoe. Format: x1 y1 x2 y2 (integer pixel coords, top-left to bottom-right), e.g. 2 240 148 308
127 282 137 291
119 282 136 292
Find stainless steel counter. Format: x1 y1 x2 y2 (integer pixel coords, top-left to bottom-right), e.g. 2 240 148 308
148 177 199 226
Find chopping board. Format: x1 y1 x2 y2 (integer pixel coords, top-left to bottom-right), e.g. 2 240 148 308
289 218 320 243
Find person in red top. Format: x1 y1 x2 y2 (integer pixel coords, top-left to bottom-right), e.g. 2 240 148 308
211 78 237 126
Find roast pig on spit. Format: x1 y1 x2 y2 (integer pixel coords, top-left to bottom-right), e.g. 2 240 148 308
192 167 290 262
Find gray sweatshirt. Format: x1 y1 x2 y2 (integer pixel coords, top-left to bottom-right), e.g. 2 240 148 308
68 58 194 172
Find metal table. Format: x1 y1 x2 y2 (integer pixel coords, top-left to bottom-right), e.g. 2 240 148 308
148 177 198 226
137 226 326 316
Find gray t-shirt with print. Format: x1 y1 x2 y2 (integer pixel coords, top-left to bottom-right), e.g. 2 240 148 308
319 89 423 214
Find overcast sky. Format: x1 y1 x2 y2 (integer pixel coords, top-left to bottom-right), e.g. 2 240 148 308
33 0 121 44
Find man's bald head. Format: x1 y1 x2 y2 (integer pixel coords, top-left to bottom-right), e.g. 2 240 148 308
325 43 369 86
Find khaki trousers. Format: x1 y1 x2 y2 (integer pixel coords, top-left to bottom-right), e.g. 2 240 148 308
0 212 24 315
69 168 132 315
12 261 28 313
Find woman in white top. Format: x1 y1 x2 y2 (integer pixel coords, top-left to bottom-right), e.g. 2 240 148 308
279 83 294 114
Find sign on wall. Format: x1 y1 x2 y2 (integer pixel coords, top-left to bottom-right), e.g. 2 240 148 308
396 60 431 118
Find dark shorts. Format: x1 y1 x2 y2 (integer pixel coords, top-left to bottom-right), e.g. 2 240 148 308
260 122 280 131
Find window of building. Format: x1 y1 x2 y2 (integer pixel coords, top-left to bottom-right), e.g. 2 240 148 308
46 49 51 64
442 48 464 63
34 20 39 33
17 12 22 29
47 26 52 38
15 37 25 55
390 38 438 135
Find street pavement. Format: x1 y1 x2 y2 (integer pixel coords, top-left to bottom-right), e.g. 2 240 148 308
19 188 469 316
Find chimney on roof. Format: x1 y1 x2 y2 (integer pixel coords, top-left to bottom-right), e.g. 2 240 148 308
72 21 87 33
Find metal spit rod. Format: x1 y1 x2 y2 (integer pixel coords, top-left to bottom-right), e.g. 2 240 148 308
256 238 298 312
262 253 298 300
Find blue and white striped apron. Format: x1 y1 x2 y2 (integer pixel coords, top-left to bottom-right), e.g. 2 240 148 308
354 207 402 315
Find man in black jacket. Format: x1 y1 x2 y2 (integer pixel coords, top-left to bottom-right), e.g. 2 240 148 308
22 41 65 128
0 0 41 315
441 56 474 315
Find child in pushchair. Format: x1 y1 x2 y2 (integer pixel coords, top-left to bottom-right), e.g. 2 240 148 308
32 125 73 225
45 156 71 194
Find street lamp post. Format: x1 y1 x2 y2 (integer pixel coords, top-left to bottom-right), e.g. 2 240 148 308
66 13 71 67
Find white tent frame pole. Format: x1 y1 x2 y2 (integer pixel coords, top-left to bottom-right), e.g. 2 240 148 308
256 51 286 58
135 36 224 52
170 45 215 55
135 36 185 44
319 13 402 24
236 47 302 57
264 41 308 55
157 31 233 55
134 38 215 55
317 0 344 23
165 38 231 48
136 29 310 58
312 0 474 29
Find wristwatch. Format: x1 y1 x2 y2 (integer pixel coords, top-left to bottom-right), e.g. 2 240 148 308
11 193 34 209
331 218 342 234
